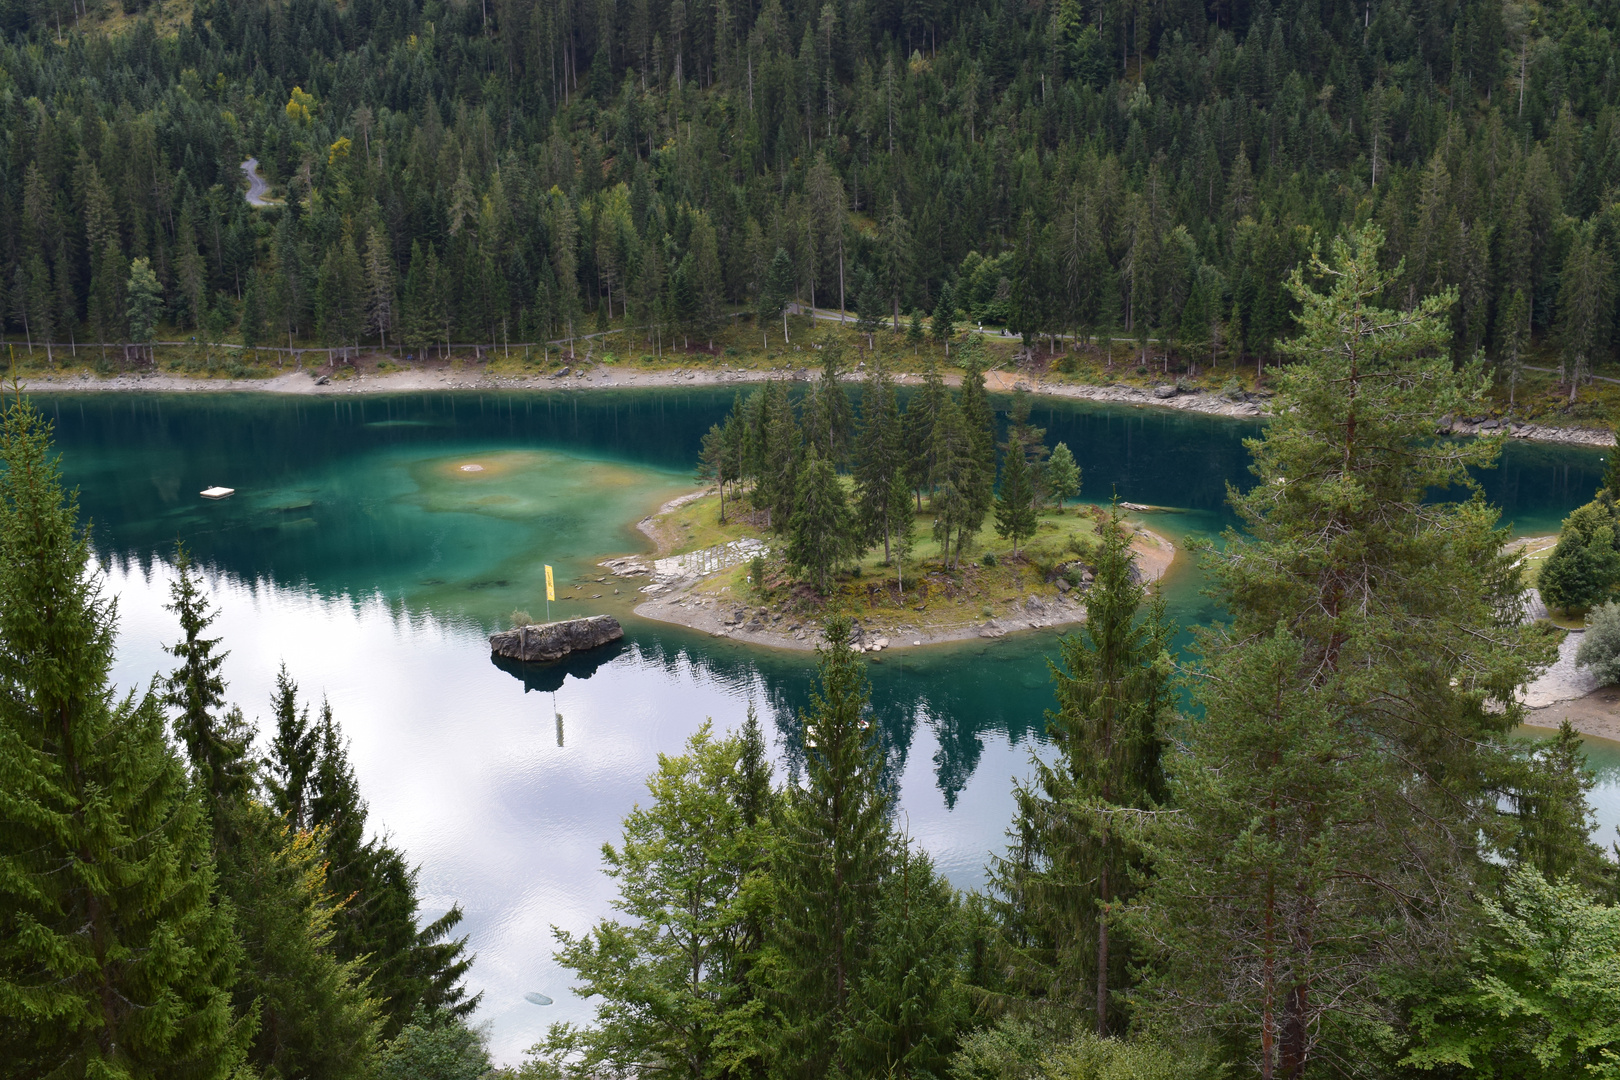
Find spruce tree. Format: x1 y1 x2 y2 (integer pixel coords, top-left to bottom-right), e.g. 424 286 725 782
265 664 319 830
992 504 1172 1034
767 617 894 1080
902 362 947 511
931 284 956 356
0 395 253 1078
854 362 904 561
786 448 857 594
1045 442 1081 511
929 398 980 569
993 447 1038 556
906 308 925 349
1128 225 1559 1071
837 844 966 1079
165 545 255 818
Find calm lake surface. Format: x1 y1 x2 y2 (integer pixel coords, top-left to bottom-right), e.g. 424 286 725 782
36 389 1620 1063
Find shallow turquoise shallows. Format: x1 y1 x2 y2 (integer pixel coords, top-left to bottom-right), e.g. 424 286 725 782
34 389 1618 1064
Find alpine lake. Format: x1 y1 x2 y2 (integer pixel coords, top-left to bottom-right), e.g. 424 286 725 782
37 387 1620 1063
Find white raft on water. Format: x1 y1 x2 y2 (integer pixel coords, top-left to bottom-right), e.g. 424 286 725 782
200 487 235 500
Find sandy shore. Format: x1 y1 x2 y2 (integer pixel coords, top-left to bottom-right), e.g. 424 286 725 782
17 364 1613 448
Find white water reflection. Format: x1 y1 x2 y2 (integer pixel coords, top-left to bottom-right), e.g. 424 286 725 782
101 555 1026 1064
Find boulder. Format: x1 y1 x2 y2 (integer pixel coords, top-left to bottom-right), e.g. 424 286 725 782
1152 385 1178 398
489 615 623 663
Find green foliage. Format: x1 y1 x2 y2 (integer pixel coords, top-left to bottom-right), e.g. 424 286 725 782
1402 868 1620 1079
1578 602 1620 684
767 616 894 1080
993 445 1037 555
218 801 382 1079
547 722 776 1080
0 396 253 1078
125 255 162 344
1541 497 1620 611
951 1020 1220 1080
377 1008 493 1080
1045 443 1081 510
165 543 255 815
991 505 1172 1032
785 449 856 594
1129 225 1557 1072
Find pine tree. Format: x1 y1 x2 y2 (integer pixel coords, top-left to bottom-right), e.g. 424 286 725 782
1045 442 1081 510
903 362 947 510
317 237 365 350
1128 225 1558 1071
929 398 979 568
993 445 1037 556
165 545 254 817
265 664 319 830
690 210 724 349
906 308 925 349
767 617 894 1080
0 395 253 1078
804 347 853 464
855 269 885 349
837 844 966 1079
854 362 905 561
1498 287 1529 408
931 283 956 356
125 256 162 359
786 447 857 593
240 270 267 349
762 246 796 344
365 224 396 350
222 803 382 1079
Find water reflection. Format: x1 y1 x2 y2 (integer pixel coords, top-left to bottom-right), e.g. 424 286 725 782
38 388 1618 1064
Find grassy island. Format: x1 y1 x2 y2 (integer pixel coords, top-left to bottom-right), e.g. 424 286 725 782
629 488 1173 649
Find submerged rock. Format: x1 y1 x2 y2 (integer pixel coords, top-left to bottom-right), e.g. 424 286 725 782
489 615 624 662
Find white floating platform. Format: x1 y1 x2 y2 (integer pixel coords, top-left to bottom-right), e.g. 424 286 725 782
200 487 235 500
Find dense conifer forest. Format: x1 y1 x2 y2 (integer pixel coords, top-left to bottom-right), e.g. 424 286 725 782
0 0 1615 384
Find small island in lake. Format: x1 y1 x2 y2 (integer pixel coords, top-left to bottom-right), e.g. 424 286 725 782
607 487 1174 652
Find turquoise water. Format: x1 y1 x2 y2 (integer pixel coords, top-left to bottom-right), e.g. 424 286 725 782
35 390 1618 1063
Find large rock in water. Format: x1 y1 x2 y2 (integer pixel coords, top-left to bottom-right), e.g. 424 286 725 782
489 615 623 662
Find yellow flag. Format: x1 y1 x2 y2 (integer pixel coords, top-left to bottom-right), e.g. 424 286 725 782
545 564 555 602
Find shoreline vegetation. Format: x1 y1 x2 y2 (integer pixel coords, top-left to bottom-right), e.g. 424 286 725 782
615 488 1175 652
14 348 1616 449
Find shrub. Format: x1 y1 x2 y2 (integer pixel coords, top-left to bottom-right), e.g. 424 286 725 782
982 551 998 567
511 609 534 627
1577 602 1620 684
1221 376 1244 400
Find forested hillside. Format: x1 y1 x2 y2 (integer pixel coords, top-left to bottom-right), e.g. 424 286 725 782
1 0 1618 378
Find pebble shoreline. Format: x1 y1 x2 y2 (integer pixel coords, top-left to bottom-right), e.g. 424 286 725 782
16 367 1615 449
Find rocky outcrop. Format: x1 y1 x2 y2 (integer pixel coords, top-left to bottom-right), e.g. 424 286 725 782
489 615 623 662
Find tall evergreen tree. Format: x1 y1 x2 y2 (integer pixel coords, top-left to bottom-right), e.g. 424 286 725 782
993 446 1037 556
0 395 253 1078
1128 225 1558 1073
767 617 894 1080
992 504 1172 1034
165 545 254 817
265 664 319 831
786 447 857 594
854 361 906 562
1045 442 1081 511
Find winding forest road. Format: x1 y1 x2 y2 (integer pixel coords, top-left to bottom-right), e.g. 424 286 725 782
240 158 276 207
